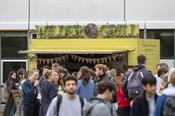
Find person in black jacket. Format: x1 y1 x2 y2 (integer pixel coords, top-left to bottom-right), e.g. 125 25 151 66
6 71 17 116
6 71 17 92
130 75 158 116
39 70 58 116
94 64 116 84
122 55 152 100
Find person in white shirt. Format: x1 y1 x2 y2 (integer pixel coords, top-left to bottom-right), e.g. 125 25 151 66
155 63 169 96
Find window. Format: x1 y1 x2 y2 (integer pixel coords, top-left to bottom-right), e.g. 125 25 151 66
139 29 144 38
147 29 174 59
1 31 27 59
1 60 27 83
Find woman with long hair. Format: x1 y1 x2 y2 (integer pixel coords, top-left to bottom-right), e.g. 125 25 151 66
6 71 17 116
76 66 94 101
39 70 58 116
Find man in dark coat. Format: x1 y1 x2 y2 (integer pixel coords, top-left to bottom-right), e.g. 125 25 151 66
94 64 116 84
22 70 40 116
130 75 158 116
122 55 152 100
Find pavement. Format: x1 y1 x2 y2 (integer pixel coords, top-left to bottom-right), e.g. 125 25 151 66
0 103 5 115
0 97 19 116
0 103 18 116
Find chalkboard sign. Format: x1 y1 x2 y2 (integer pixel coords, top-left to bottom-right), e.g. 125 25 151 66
2 90 21 116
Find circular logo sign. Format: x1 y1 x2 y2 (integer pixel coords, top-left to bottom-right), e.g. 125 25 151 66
85 23 98 38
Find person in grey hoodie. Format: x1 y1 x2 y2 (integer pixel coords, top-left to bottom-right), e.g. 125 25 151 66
83 80 117 116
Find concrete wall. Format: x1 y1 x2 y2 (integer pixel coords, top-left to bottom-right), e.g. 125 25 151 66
0 0 28 29
1 0 175 29
126 0 175 21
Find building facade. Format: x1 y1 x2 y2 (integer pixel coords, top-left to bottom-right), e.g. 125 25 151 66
0 0 175 101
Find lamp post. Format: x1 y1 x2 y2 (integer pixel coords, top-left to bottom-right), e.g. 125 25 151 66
124 0 126 22
27 0 31 70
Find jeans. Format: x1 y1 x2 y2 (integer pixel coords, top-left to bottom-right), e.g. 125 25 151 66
10 103 16 116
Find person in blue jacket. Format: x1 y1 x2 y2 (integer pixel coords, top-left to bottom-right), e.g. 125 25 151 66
76 66 94 101
154 68 175 116
22 70 40 116
39 70 59 116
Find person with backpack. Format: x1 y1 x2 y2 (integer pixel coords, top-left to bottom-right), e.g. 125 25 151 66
6 71 17 116
83 80 116 116
122 55 152 100
39 70 59 116
130 75 158 116
46 75 85 116
154 68 175 116
95 64 117 115
76 66 95 101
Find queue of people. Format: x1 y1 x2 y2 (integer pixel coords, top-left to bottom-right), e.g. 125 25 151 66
3 55 175 116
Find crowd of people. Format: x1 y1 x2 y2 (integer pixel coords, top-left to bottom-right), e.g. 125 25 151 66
4 55 175 116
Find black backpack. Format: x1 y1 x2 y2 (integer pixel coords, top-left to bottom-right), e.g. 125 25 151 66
163 96 175 116
56 95 84 116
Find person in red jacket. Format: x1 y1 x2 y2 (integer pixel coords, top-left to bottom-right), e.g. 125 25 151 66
117 73 131 116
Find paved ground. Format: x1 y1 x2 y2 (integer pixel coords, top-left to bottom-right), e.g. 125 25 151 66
0 104 18 116
0 104 5 115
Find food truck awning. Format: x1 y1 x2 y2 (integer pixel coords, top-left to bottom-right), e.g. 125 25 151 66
19 39 135 54
19 49 132 54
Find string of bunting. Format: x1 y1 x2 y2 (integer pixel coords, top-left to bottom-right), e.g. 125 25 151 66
29 53 126 64
70 53 125 64
29 55 69 64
